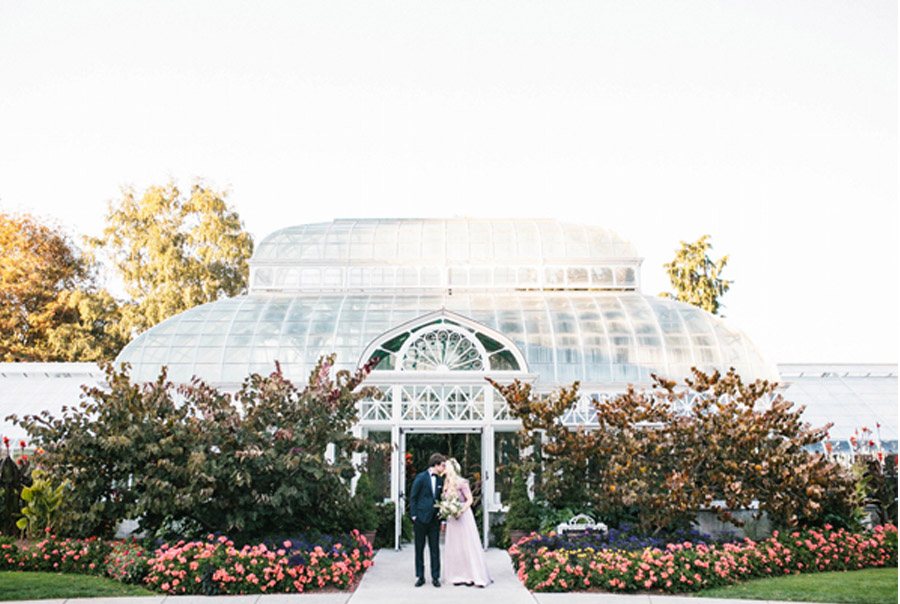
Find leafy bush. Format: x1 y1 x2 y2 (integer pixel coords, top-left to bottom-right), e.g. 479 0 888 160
16 469 66 538
373 501 410 548
492 368 856 533
11 355 382 540
509 523 898 593
505 467 541 543
844 431 898 526
349 473 379 532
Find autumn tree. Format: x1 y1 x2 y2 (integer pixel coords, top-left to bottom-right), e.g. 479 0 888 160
660 235 732 315
90 181 254 336
0 213 125 361
492 369 858 533
488 379 592 511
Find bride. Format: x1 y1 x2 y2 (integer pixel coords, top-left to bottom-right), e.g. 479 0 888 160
441 458 493 587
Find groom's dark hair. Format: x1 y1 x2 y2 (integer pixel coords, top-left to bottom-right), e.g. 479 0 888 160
428 453 447 467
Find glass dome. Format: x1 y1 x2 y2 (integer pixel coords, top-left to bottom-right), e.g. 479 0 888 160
250 219 642 293
116 292 778 387
117 218 778 389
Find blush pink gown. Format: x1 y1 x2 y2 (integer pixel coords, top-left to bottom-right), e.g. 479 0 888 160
443 479 493 587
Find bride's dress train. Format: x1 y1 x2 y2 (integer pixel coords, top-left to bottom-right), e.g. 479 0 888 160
442 479 493 587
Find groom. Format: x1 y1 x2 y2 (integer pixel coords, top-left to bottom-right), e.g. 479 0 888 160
409 453 446 587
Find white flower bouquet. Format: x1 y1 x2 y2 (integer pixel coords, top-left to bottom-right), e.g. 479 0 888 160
435 490 465 519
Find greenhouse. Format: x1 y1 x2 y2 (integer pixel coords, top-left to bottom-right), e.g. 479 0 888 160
1 218 896 548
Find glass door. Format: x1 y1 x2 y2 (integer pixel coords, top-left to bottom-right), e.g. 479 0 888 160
395 428 487 549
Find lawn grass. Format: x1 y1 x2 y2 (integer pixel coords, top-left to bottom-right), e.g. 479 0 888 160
696 567 898 603
0 571 154 601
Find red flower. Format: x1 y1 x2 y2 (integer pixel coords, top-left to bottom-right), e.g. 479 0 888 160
19 440 26 449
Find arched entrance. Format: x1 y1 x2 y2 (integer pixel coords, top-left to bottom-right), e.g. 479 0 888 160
356 310 531 549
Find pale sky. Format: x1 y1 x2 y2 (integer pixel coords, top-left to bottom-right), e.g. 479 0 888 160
0 1 896 364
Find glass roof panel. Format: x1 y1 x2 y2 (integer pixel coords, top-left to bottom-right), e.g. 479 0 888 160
117 292 781 389
251 219 641 293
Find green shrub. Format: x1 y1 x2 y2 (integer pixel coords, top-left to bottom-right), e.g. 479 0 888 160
375 502 394 548
491 516 508 548
373 501 412 548
504 468 541 543
16 469 66 539
349 473 379 532
10 355 384 540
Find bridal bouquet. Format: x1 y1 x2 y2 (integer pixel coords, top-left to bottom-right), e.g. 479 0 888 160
435 491 464 519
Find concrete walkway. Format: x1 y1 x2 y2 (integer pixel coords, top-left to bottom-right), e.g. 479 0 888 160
345 546 533 604
3 547 835 604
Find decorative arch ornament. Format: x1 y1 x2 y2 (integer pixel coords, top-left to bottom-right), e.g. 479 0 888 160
399 323 486 371
359 309 528 374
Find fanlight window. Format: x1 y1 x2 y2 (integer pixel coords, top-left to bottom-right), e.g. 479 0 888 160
403 328 483 371
368 317 521 372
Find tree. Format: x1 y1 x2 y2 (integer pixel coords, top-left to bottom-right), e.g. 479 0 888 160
90 181 254 336
487 379 591 512
0 212 125 361
503 467 542 543
10 355 383 540
660 235 732 315
492 368 857 534
30 289 128 361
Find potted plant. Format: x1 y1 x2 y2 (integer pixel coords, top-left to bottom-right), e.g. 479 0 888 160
351 472 379 548
504 467 541 546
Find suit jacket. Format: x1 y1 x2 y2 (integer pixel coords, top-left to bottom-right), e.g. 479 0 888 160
409 469 444 524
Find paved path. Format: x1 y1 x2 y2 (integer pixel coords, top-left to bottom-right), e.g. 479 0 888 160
346 546 533 604
3 548 834 604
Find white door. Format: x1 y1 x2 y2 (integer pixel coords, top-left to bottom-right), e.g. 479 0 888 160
395 428 407 550
394 427 490 550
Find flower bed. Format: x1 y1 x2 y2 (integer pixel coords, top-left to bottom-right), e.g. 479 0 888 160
0 530 374 595
0 535 114 575
509 524 898 593
518 523 726 554
145 530 374 594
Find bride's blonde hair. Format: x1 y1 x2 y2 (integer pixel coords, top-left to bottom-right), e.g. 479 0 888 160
444 457 463 491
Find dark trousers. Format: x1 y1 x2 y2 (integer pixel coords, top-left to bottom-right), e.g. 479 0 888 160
413 517 441 580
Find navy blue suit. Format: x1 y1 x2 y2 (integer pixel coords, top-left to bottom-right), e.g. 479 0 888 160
409 469 444 580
